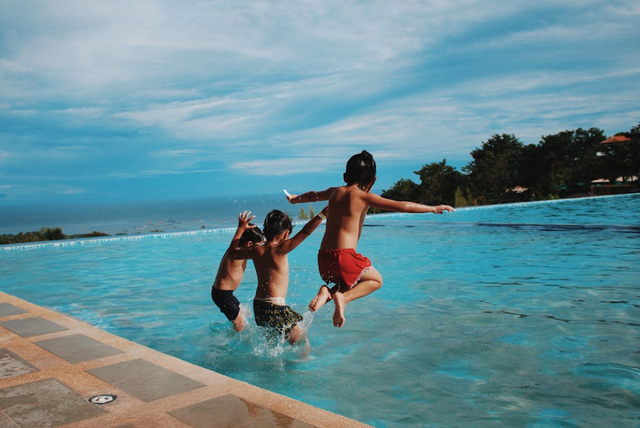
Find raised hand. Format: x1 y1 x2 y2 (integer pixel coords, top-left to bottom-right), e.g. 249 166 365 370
284 189 297 203
237 211 256 229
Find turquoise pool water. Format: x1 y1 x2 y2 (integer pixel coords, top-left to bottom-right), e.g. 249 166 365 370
2 194 639 427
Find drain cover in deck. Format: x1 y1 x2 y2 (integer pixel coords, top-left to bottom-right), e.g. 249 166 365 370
89 394 117 405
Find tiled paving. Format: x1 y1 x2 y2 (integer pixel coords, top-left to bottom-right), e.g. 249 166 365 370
35 334 124 363
0 303 26 318
0 291 371 428
168 394 314 428
0 317 68 338
0 378 107 428
0 348 39 380
88 359 206 402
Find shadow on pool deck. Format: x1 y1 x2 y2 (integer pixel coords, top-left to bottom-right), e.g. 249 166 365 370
0 292 371 428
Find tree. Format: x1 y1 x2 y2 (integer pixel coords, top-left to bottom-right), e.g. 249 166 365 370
414 160 465 206
614 123 640 181
528 128 605 197
463 134 524 204
298 208 308 220
594 123 639 185
380 178 419 203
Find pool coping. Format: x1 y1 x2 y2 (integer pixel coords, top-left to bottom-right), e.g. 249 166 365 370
0 291 371 428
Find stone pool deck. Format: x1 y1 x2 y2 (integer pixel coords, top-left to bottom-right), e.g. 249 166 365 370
0 292 371 428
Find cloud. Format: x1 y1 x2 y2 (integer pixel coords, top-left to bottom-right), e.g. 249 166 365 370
108 168 221 179
0 0 638 201
231 157 337 176
0 183 89 201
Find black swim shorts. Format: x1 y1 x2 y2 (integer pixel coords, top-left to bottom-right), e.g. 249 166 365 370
211 287 241 321
253 299 303 336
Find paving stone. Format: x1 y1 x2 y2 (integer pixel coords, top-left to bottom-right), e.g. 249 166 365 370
0 303 27 318
35 334 124 363
0 412 19 428
0 317 68 338
0 378 106 428
168 394 315 428
0 348 39 379
88 359 206 402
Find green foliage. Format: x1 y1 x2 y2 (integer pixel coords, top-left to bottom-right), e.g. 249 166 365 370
0 228 109 245
379 121 638 209
463 134 524 204
379 160 465 209
415 160 465 206
454 187 470 207
298 205 316 220
380 178 419 202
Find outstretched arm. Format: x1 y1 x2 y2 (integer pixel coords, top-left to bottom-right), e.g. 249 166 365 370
279 206 328 254
364 193 455 214
286 188 336 204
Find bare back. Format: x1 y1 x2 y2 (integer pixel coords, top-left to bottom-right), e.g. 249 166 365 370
212 249 248 291
321 185 369 250
251 244 290 299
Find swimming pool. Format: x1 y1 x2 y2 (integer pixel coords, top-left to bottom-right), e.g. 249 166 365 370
2 194 639 427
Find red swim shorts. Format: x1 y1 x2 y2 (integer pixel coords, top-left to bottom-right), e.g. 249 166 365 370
318 248 372 288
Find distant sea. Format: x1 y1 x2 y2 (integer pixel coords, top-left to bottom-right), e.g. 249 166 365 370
0 193 326 236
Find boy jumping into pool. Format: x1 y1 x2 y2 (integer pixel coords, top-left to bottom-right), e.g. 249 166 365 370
233 207 327 344
211 211 265 332
286 150 455 328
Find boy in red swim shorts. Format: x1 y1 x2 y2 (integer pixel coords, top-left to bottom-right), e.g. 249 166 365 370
287 150 454 328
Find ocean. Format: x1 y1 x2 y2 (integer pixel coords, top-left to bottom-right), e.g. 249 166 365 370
0 193 326 237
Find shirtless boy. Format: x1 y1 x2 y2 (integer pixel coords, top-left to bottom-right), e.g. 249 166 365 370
234 208 327 344
211 211 265 332
287 150 455 328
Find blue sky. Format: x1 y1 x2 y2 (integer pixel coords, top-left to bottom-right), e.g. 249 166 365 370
1 0 639 204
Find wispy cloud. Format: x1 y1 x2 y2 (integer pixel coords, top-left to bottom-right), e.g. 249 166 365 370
232 157 337 176
0 0 638 201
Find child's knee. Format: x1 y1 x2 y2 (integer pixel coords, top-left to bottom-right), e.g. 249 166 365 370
374 272 383 289
370 274 383 290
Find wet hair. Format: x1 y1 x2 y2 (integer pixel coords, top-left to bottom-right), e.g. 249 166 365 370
239 224 265 246
263 210 293 241
343 150 377 186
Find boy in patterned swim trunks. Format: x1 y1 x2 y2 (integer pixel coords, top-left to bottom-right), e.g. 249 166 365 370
211 211 265 332
233 208 327 344
286 150 455 328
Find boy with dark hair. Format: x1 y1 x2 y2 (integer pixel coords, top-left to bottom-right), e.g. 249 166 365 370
211 211 265 332
234 208 327 344
287 150 454 328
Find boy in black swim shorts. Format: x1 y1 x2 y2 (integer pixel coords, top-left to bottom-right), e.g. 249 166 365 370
211 211 265 331
233 208 327 344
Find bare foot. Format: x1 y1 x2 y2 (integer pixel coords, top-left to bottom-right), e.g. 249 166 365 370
332 292 346 328
309 285 332 312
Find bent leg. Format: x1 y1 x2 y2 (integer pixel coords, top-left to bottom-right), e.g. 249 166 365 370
332 267 383 328
232 310 245 332
287 325 305 345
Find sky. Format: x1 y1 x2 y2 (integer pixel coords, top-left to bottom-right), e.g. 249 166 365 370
1 0 639 205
